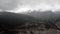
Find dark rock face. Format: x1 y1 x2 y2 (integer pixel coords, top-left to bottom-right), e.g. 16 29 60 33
0 12 60 34
0 12 33 27
0 12 34 34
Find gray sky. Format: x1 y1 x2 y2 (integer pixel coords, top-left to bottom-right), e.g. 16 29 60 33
13 0 60 13
0 0 60 12
0 0 18 10
19 0 60 10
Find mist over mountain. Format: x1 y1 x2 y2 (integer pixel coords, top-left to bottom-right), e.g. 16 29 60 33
0 0 60 34
0 10 60 34
0 11 36 29
25 10 60 22
0 10 60 28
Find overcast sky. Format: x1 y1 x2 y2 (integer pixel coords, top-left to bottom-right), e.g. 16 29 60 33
0 0 18 10
0 0 60 13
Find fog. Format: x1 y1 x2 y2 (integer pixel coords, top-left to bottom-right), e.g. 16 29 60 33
0 0 60 34
0 0 18 10
13 0 60 13
0 0 60 13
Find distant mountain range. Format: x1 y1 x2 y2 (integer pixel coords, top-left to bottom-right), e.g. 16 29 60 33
0 10 60 29
26 10 60 21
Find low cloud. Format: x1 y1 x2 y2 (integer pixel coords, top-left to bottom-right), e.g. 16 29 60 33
0 0 18 10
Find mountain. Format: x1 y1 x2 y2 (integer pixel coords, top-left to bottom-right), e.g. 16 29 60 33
0 12 34 29
27 10 56 21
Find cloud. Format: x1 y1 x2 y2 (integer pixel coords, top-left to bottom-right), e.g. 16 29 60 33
17 0 60 11
1 0 60 13
0 0 18 10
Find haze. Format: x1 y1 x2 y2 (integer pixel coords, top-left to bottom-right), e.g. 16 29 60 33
0 0 60 13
